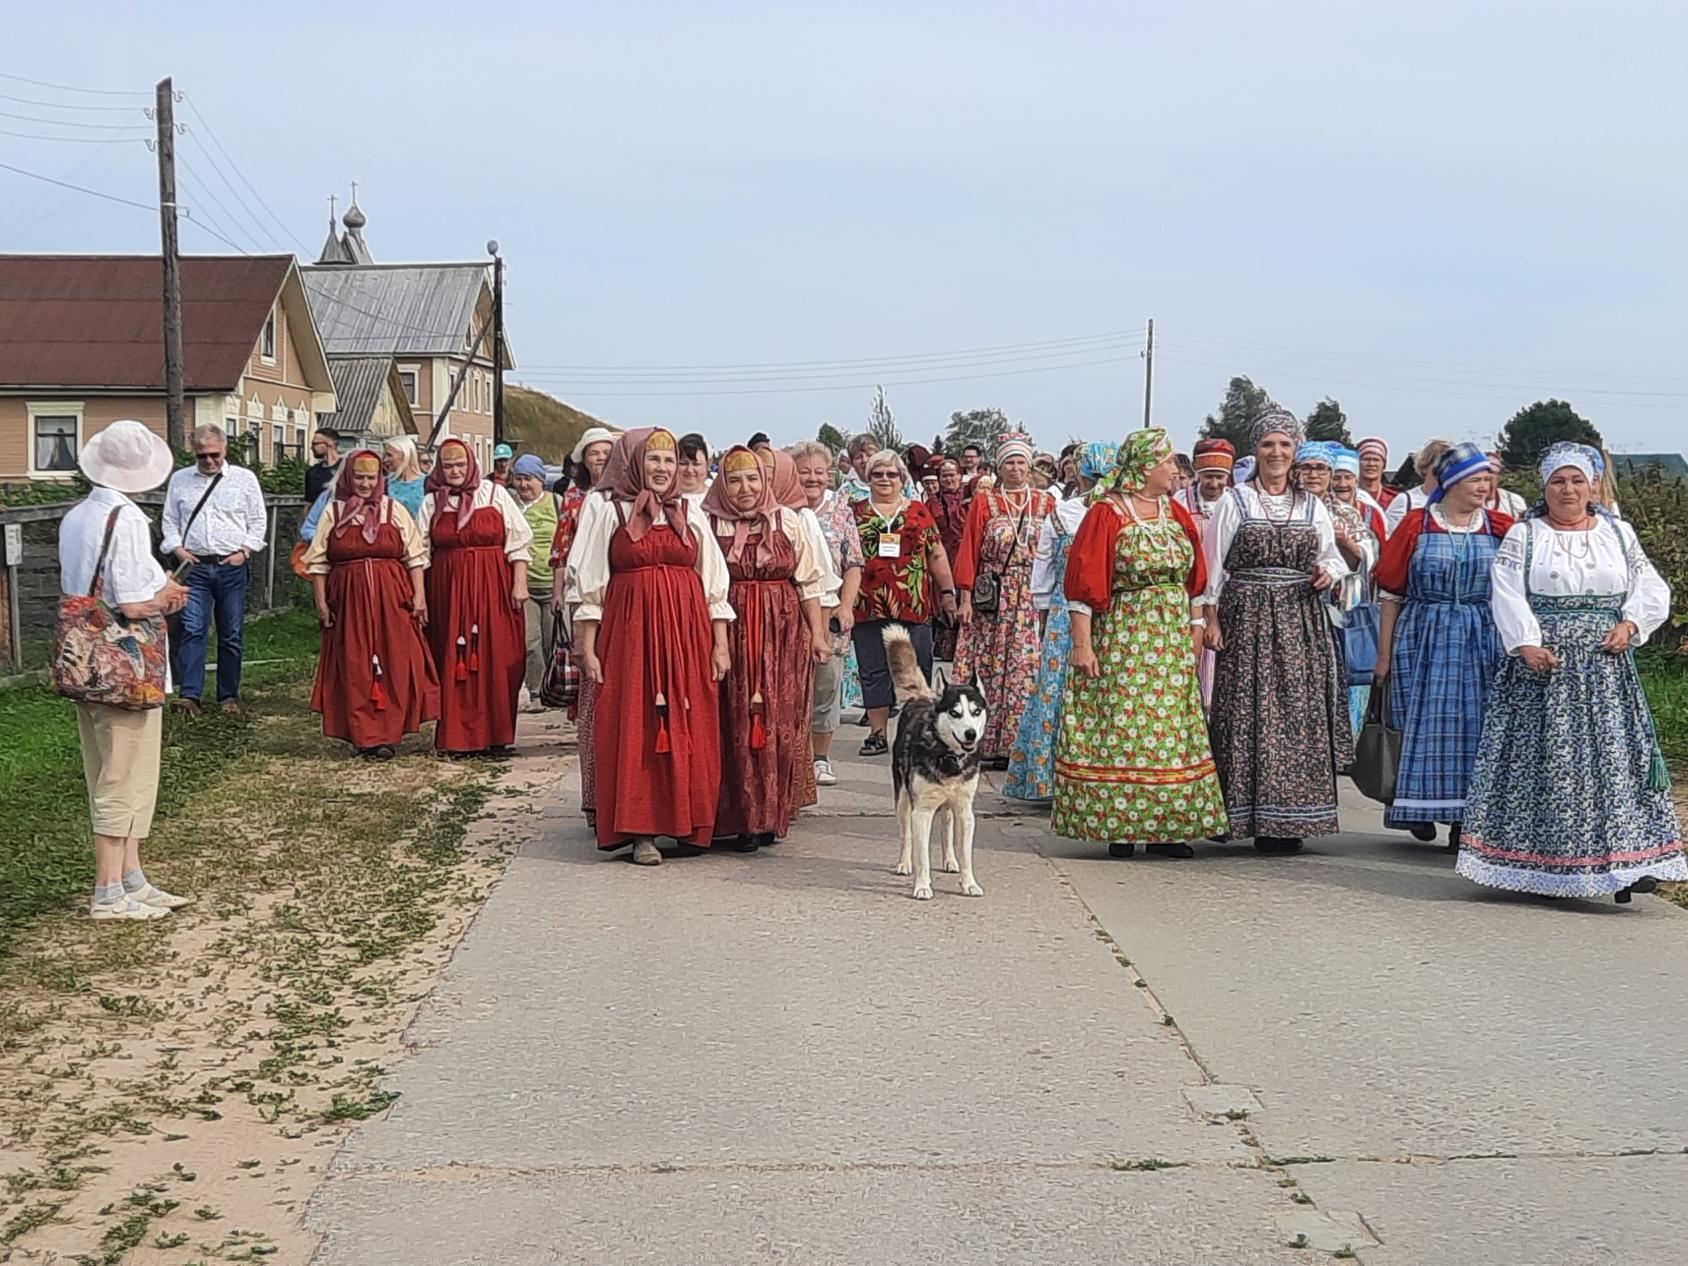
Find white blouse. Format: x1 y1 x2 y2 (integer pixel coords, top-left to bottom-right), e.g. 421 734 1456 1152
301 498 429 575
1031 496 1089 612
1384 487 1430 535
565 491 735 624
795 506 845 608
413 481 535 566
1201 486 1349 606
1491 517 1671 654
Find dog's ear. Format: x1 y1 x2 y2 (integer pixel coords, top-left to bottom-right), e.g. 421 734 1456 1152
934 666 949 691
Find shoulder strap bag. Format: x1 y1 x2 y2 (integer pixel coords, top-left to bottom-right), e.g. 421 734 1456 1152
162 469 224 564
971 498 1027 616
54 507 170 710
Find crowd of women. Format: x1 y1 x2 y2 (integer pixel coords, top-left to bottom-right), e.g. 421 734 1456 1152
58 409 1685 919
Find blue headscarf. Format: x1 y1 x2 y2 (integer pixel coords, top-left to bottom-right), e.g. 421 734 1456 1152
1428 442 1494 503
1295 440 1334 467
1077 441 1119 483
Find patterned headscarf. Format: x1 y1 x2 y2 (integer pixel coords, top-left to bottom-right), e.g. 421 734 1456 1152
996 431 1035 468
1356 436 1389 461
1295 440 1334 467
1330 447 1361 476
1428 442 1495 503
1250 409 1304 450
424 438 482 530
1192 438 1235 472
333 450 388 545
1093 428 1174 500
1539 441 1596 485
601 427 691 544
701 445 779 563
1077 441 1118 483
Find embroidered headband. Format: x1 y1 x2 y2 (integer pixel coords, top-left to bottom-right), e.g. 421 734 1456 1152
1539 441 1596 485
1250 409 1304 449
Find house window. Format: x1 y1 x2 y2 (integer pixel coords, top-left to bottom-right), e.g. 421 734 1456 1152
226 416 241 438
398 367 419 407
273 423 286 459
261 310 277 361
29 405 82 474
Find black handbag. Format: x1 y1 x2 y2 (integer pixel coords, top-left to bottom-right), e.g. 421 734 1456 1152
1351 679 1402 805
971 502 1027 616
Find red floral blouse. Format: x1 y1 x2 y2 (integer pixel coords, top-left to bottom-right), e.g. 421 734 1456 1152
852 498 942 624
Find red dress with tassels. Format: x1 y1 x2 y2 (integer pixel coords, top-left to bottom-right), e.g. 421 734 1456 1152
712 516 813 840
311 509 440 748
425 504 527 752
594 508 723 848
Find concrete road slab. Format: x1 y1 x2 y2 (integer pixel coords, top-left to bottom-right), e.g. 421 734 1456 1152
311 1162 1312 1266
332 772 1249 1177
1289 1153 1688 1266
1041 779 1688 1160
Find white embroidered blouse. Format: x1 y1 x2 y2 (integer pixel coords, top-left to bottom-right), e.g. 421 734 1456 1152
1031 496 1090 612
1491 517 1671 654
564 491 736 624
301 499 428 576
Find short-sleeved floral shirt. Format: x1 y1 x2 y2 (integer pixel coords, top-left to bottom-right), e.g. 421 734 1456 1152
816 492 866 577
853 497 941 624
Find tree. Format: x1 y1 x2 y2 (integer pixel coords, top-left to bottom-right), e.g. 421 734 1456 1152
1304 397 1352 447
1199 376 1276 450
816 421 849 453
944 406 1011 457
1497 399 1603 473
865 385 903 451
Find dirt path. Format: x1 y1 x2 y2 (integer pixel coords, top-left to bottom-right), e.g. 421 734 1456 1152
0 701 576 1265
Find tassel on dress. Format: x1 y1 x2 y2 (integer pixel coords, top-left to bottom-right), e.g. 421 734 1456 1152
750 690 767 750
654 691 672 754
371 654 388 711
469 623 481 672
454 635 468 682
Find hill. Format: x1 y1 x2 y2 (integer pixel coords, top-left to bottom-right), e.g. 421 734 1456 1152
503 385 618 462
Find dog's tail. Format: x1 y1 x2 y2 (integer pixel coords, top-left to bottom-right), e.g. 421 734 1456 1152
882 624 934 703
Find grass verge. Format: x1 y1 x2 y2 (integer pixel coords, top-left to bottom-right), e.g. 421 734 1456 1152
0 607 516 1262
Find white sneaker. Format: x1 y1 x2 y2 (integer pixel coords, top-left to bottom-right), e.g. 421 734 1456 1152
129 883 193 911
814 758 837 786
90 893 170 921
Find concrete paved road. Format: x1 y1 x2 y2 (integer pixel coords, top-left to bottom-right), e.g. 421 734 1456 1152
309 730 1688 1265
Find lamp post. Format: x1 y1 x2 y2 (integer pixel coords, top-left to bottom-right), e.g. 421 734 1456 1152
488 239 505 450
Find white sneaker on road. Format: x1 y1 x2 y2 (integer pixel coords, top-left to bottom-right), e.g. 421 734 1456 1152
90 894 170 921
814 758 837 786
129 883 193 910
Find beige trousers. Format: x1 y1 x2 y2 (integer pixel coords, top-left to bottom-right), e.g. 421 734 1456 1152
524 594 555 696
76 703 163 838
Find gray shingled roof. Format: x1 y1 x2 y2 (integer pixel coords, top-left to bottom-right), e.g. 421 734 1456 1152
326 355 397 433
302 263 494 359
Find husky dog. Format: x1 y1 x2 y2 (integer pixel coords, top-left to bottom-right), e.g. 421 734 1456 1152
882 625 988 901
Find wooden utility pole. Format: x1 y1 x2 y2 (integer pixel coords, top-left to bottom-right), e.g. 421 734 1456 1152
489 241 505 449
155 77 186 453
1141 318 1155 430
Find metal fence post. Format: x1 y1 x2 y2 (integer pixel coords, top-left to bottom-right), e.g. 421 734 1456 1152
265 502 278 611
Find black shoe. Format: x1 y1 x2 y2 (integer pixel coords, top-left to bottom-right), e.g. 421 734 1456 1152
1409 823 1438 842
1616 888 1633 904
1108 842 1135 859
1446 822 1462 854
1254 837 1304 855
753 832 777 848
860 731 888 757
730 835 760 853
1146 842 1195 859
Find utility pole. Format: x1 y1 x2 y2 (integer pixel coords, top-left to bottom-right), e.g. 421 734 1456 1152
488 240 505 450
155 77 186 453
1141 317 1155 430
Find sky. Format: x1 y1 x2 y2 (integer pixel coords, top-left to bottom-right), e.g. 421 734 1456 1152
4 0 1686 460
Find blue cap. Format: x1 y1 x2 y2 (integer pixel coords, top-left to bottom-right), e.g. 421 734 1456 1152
494 443 515 460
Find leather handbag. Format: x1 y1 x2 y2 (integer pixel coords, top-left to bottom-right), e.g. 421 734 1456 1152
539 618 580 709
52 508 170 711
971 502 1027 616
1351 679 1402 805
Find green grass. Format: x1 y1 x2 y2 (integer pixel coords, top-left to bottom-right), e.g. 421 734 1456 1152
0 609 322 953
1638 647 1688 769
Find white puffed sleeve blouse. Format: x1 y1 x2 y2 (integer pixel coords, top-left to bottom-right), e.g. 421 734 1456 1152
413 482 534 566
1491 516 1672 654
565 492 736 625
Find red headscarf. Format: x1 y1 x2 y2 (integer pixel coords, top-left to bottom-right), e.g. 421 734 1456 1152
764 448 806 512
701 445 780 563
333 449 388 545
423 437 482 530
600 427 690 544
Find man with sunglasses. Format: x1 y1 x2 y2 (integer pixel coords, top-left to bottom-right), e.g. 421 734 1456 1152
160 424 269 716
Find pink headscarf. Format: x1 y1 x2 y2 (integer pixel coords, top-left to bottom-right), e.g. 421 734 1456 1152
332 449 388 545
423 438 482 530
764 448 806 512
700 445 780 563
601 427 690 544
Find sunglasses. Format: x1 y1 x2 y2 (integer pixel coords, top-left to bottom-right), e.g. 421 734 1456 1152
195 452 225 461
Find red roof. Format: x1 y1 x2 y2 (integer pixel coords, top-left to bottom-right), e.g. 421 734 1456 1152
0 254 294 392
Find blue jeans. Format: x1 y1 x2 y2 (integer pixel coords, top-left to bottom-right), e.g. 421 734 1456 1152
176 561 250 702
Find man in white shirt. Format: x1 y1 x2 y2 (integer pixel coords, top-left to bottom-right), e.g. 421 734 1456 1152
161 424 269 714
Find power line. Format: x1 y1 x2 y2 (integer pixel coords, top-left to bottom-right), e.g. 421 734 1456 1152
178 211 253 255
0 70 150 97
0 157 154 211
0 89 144 112
180 94 310 253
0 133 142 239
0 107 149 130
175 160 256 254
179 123 282 250
0 125 146 143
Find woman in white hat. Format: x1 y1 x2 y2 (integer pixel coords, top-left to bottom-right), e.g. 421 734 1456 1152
58 420 192 919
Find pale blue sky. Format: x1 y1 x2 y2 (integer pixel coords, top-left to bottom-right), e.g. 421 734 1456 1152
5 0 1684 458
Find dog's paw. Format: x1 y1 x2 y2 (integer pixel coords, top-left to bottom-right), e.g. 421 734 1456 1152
940 855 960 873
961 881 984 897
912 885 933 901
894 861 912 876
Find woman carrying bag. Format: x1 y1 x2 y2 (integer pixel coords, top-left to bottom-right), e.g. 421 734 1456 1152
54 420 191 920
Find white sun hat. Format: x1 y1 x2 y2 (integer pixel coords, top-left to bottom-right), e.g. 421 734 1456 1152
78 419 175 494
569 426 618 465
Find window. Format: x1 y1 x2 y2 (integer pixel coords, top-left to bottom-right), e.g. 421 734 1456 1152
225 416 241 438
261 310 277 361
273 423 286 459
29 405 81 474
397 367 419 407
